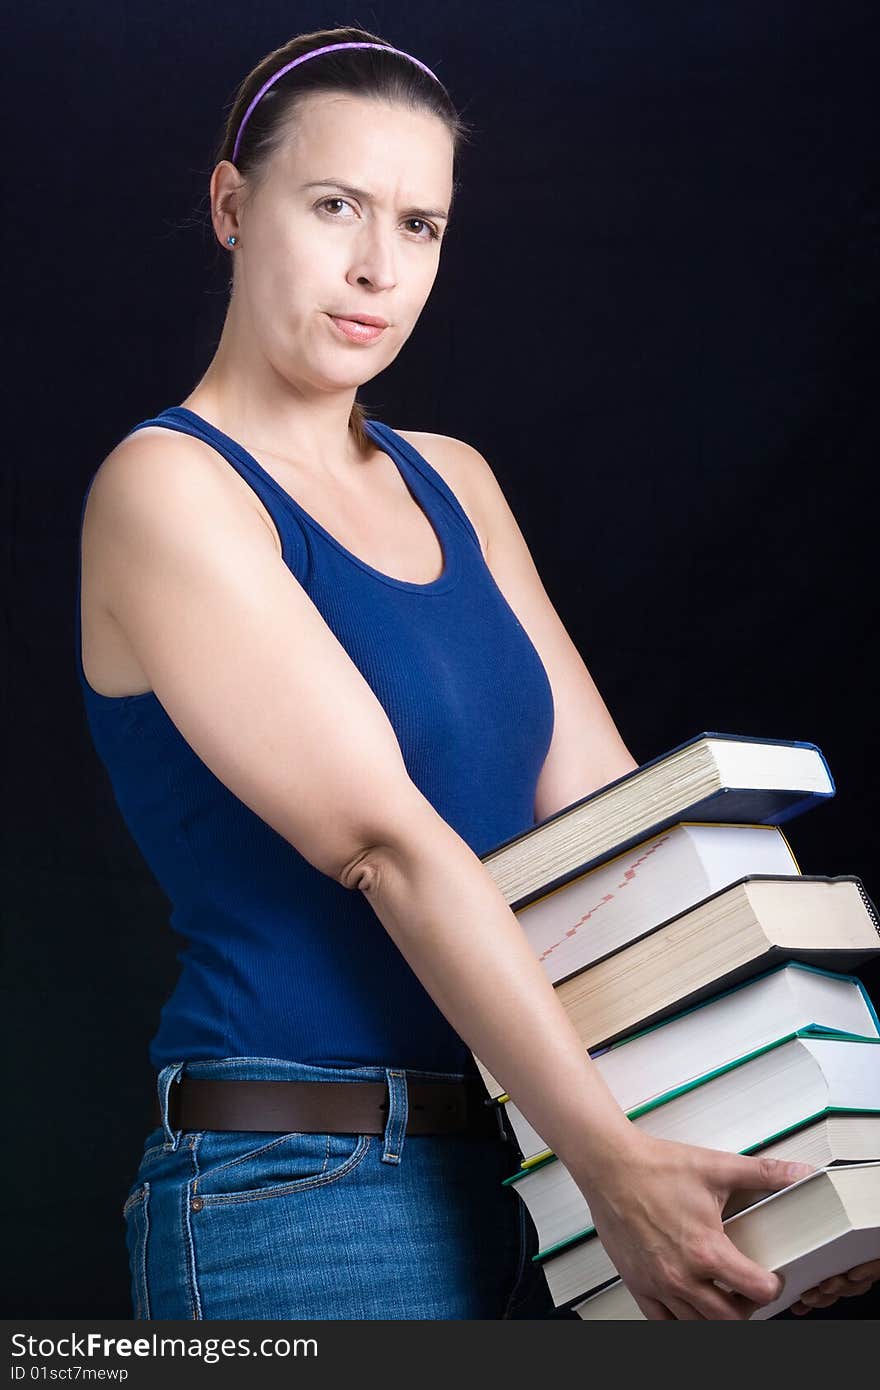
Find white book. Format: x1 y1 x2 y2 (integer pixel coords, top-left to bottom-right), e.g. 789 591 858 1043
572 1161 880 1320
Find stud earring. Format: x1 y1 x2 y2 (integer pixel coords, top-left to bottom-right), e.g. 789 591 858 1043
227 234 239 247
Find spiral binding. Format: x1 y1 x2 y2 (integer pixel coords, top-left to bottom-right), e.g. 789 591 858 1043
852 876 880 934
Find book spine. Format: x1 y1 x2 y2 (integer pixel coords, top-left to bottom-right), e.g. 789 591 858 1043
853 877 880 935
768 788 835 824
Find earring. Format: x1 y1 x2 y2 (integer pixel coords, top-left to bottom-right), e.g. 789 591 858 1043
227 235 239 247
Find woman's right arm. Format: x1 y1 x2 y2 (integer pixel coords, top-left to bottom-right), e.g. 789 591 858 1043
90 435 811 1319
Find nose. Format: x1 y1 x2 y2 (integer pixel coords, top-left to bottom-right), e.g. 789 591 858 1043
347 222 398 293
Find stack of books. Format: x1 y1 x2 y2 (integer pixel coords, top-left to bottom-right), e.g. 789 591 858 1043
474 732 880 1319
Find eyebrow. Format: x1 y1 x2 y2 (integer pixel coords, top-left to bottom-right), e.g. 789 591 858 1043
301 179 450 222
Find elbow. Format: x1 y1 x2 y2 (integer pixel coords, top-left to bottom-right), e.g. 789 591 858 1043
331 787 458 895
336 844 384 894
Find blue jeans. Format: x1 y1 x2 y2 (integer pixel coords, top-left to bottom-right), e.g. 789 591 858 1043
122 1056 570 1320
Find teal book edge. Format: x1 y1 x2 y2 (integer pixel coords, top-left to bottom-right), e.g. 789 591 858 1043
503 1031 880 1186
531 1104 880 1264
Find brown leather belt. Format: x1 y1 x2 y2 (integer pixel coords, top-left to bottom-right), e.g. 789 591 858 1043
152 1076 508 1140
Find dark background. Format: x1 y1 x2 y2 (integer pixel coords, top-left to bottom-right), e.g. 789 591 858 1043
4 2 879 1318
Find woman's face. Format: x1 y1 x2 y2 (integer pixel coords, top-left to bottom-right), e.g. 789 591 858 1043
222 92 455 396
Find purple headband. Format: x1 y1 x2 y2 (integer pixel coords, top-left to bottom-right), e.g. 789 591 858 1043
232 42 443 164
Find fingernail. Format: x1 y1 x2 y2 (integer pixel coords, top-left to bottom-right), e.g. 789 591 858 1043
785 1163 813 1181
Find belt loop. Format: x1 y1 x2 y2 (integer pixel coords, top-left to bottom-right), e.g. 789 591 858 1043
381 1068 408 1164
157 1061 186 1150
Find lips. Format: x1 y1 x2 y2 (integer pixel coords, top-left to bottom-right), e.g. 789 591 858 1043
327 314 388 343
329 311 388 327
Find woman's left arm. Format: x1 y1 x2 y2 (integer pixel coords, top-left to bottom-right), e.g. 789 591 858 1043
408 431 639 819
411 432 880 1317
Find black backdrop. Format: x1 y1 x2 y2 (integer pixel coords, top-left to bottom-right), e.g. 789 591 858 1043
5 2 879 1319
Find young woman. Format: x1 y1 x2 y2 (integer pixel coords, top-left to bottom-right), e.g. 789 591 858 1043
77 26 880 1320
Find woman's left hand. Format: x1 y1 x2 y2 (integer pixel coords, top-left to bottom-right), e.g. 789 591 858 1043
789 1258 880 1315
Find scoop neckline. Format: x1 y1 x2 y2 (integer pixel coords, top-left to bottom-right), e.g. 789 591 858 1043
166 405 461 595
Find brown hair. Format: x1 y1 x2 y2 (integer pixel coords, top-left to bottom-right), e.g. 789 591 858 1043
211 25 475 456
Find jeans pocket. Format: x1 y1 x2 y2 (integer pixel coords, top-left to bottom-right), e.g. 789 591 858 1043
192 1129 372 1206
122 1181 151 1319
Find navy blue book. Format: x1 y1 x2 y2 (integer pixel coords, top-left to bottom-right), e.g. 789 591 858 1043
481 731 835 910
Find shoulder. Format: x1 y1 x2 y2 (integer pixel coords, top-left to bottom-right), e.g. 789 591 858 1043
91 424 229 500
87 425 277 539
86 427 211 521
391 429 496 557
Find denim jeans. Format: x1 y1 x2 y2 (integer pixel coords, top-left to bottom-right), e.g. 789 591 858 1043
122 1055 572 1320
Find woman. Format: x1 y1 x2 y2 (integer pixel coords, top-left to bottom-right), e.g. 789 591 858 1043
77 26 879 1319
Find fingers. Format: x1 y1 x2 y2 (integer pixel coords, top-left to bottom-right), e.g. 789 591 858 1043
838 1279 875 1298
710 1235 784 1307
792 1291 839 1312
813 1274 863 1299
643 1285 756 1320
717 1151 814 1196
633 1293 675 1320
791 1279 874 1315
686 1286 757 1320
664 1297 704 1320
796 1272 877 1311
844 1258 880 1282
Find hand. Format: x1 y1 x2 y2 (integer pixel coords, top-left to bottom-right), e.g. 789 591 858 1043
790 1258 880 1315
576 1130 814 1320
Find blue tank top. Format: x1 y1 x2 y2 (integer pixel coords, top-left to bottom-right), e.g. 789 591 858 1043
75 406 555 1075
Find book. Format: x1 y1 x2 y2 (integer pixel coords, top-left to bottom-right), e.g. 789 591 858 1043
475 875 880 1099
571 1161 880 1320
503 1033 880 1258
538 1114 880 1307
503 963 880 1164
503 821 800 989
479 732 834 910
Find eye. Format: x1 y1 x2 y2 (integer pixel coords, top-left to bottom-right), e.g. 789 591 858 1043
316 198 440 242
404 217 441 242
317 196 355 220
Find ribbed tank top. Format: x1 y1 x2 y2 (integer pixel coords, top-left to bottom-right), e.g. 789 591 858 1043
75 406 555 1075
